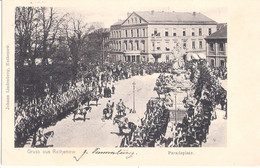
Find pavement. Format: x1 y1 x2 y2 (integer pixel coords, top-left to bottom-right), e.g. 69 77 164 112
25 73 160 147
203 107 227 147
24 73 227 147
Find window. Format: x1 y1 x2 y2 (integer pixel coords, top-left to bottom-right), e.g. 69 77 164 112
135 18 137 23
143 29 145 37
154 29 157 36
119 41 121 50
136 41 139 50
183 30 186 36
125 30 128 37
142 41 145 51
132 55 135 62
199 41 202 49
165 29 169 36
124 41 127 50
119 31 121 38
173 28 176 36
209 28 212 35
130 41 133 50
137 55 140 62
183 42 186 49
139 19 142 23
156 42 161 50
131 29 133 37
128 20 130 24
220 60 225 67
209 43 214 51
211 59 215 66
165 42 170 51
192 28 195 36
192 41 196 49
152 42 155 50
199 28 202 36
219 43 224 51
137 29 139 37
131 18 134 23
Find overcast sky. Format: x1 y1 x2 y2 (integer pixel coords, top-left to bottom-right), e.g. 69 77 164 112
57 0 227 28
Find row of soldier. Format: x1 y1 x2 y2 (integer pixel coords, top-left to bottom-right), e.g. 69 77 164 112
15 61 178 147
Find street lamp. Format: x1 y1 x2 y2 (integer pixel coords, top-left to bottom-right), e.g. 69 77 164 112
132 80 136 113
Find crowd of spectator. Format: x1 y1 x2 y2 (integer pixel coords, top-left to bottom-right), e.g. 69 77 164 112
15 61 177 147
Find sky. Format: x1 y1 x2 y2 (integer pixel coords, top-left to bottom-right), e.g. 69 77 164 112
56 0 228 28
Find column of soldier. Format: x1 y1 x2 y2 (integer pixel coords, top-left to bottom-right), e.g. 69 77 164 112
119 74 174 147
119 60 227 147
15 61 176 147
170 59 227 147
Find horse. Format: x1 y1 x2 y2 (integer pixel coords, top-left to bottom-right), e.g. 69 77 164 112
31 131 54 148
103 102 114 120
85 92 99 106
73 106 92 121
116 104 126 116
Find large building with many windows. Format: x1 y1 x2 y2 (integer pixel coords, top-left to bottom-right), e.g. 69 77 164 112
109 11 217 62
205 25 227 67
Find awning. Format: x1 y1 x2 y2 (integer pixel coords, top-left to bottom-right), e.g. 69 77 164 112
197 53 206 59
186 52 206 60
186 53 199 61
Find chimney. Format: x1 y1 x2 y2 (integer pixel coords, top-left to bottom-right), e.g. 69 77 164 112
151 10 154 15
193 11 196 16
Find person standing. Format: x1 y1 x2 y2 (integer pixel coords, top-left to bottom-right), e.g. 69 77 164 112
112 85 115 94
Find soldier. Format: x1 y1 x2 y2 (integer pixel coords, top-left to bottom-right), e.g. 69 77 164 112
117 99 126 116
106 100 112 114
112 85 115 94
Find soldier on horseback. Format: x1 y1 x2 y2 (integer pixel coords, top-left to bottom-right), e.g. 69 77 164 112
117 99 126 116
36 127 46 144
106 100 112 114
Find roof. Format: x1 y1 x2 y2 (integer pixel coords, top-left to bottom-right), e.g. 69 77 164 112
205 25 227 39
111 20 124 26
135 11 217 24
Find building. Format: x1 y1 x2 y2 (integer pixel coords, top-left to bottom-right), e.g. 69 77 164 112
205 25 227 67
109 11 217 62
87 28 110 63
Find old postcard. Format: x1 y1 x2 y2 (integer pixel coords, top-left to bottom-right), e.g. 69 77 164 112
2 0 260 166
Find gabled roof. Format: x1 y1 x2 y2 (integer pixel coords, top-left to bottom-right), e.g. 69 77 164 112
205 25 227 39
135 11 217 24
121 12 148 25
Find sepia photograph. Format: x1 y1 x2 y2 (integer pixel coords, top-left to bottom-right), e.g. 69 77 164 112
14 5 227 148
2 0 260 166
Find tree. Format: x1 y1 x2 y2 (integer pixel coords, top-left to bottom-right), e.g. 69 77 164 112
62 15 96 79
15 7 66 100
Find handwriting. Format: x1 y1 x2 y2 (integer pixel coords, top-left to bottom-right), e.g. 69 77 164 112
73 149 88 162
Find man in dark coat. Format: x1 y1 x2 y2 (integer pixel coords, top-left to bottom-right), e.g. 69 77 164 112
112 85 115 94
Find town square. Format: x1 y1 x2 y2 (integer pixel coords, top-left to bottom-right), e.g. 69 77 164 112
14 7 227 148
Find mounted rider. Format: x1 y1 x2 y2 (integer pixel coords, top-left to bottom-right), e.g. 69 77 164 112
36 126 46 144
106 100 113 114
117 99 126 116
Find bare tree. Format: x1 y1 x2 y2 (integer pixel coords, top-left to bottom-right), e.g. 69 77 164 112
15 7 40 67
62 15 96 79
